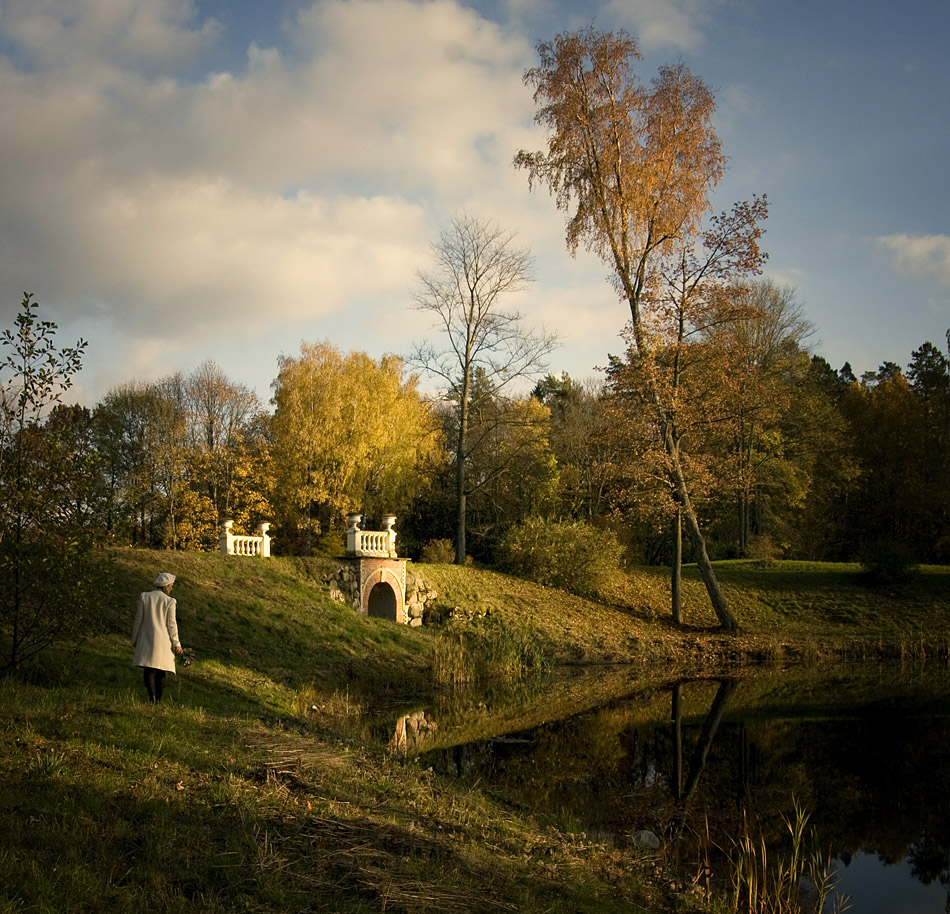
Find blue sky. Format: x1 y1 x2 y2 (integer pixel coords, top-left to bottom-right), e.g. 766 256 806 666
1 0 947 406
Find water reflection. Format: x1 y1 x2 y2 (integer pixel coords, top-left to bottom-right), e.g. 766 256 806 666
387 709 437 755
674 678 735 810
397 666 950 912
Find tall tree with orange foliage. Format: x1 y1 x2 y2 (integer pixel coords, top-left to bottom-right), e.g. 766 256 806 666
516 29 766 629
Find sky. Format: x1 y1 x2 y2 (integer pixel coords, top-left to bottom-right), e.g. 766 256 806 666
1 0 948 408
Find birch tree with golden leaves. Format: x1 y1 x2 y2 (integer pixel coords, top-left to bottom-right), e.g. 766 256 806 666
270 342 442 553
516 28 766 630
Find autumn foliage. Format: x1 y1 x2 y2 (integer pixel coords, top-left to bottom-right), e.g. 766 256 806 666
2 27 949 649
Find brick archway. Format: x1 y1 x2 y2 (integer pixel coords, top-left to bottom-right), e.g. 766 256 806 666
343 516 407 624
358 561 407 624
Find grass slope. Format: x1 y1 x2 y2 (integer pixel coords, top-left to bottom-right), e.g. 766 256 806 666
423 559 950 667
2 548 949 914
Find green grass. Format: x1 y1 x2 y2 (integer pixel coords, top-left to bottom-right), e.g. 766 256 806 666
1 547 949 914
422 558 950 668
0 549 686 914
0 677 668 913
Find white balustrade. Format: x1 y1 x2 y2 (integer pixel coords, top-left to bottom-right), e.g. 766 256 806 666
346 513 397 557
220 520 272 557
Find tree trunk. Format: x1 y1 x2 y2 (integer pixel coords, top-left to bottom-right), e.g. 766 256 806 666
455 479 467 564
671 506 682 624
454 378 470 565
454 443 467 564
737 424 749 555
738 489 749 555
682 505 737 631
667 438 738 631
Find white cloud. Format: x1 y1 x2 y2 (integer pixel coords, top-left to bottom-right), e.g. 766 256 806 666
0 0 221 71
604 0 709 51
878 234 950 288
85 181 428 336
0 0 547 403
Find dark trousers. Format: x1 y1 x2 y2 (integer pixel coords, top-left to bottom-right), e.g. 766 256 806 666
143 667 167 703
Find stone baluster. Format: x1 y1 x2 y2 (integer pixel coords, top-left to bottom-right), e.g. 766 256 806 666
256 522 272 558
220 519 235 556
221 519 272 557
382 515 397 557
346 513 362 556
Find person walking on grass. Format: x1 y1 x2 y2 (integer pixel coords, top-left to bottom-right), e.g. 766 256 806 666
132 572 184 703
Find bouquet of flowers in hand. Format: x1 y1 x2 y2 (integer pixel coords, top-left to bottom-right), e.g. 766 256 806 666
178 647 197 668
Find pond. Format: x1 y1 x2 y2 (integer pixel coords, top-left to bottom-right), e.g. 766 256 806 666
383 664 950 912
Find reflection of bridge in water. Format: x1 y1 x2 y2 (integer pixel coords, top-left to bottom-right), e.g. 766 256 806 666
388 709 438 756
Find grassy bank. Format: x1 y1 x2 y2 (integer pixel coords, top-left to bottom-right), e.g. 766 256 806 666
421 559 950 668
2 548 949 913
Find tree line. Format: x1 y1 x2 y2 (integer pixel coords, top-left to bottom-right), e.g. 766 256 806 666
2 282 948 670
4 287 947 567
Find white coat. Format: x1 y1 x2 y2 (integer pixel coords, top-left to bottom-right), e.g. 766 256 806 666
131 588 181 673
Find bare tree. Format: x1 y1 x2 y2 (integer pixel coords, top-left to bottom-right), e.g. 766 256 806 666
411 212 559 564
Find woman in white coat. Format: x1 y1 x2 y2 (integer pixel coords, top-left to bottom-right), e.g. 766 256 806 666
132 572 184 703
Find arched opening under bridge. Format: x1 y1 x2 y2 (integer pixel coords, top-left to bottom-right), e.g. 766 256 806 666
368 581 398 622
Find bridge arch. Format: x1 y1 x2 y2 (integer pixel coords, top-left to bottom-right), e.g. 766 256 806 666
360 564 407 624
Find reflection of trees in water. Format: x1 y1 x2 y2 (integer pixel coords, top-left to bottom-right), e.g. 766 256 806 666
754 711 950 878
676 683 950 895
909 829 950 887
415 673 950 894
676 679 736 809
419 681 740 840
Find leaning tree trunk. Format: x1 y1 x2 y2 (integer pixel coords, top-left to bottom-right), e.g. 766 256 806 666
681 502 737 631
666 433 738 631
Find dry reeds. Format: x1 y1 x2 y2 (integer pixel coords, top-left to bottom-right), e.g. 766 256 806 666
726 801 851 914
431 623 548 688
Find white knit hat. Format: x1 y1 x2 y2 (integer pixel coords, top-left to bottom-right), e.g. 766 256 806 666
153 572 176 588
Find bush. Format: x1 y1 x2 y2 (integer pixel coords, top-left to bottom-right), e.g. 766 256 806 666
420 538 457 564
748 533 782 566
495 517 623 599
860 537 919 584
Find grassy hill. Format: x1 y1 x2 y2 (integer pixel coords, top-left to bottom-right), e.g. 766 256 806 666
420 558 950 668
2 548 949 913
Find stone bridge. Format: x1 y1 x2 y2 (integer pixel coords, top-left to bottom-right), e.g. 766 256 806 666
345 513 408 624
